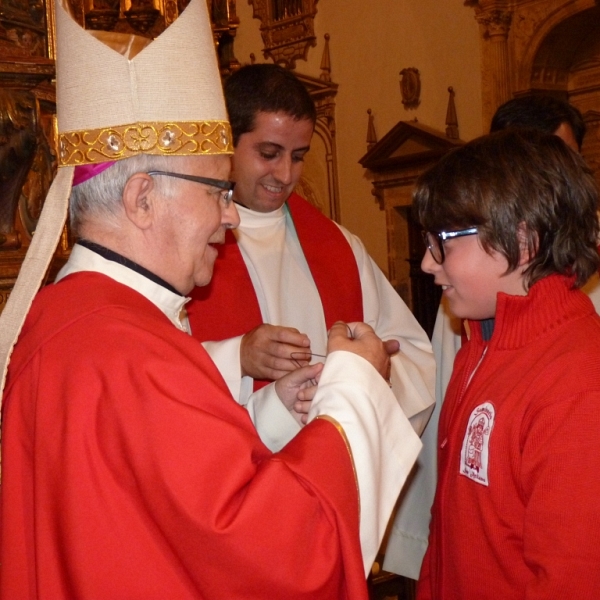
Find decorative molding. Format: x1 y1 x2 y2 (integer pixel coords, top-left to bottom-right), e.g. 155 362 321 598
445 86 459 139
294 71 340 222
473 7 513 124
476 9 512 39
399 67 421 109
371 186 384 211
319 33 331 82
248 0 319 69
366 109 377 150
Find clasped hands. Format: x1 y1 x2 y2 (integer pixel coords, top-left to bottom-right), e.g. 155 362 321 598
240 323 398 425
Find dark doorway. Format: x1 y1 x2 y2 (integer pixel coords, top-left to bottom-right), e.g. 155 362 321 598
407 206 441 339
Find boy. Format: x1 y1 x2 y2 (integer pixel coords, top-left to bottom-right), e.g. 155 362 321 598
415 128 600 599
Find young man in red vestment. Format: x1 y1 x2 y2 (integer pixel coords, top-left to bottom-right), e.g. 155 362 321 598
415 129 600 599
187 64 436 579
0 1 424 597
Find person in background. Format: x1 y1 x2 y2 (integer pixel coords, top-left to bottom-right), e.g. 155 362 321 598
415 128 600 599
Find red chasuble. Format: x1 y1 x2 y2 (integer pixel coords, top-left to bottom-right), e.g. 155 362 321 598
188 193 364 343
0 272 367 599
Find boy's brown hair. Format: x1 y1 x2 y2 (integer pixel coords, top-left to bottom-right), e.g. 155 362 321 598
413 128 599 288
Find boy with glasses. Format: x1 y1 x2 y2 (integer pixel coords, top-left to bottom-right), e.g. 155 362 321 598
415 128 600 599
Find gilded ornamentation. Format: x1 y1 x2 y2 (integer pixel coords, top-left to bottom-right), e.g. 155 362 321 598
0 90 37 250
19 130 55 238
62 0 240 75
58 121 233 166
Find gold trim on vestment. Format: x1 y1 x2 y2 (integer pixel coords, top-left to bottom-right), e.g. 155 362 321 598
314 415 360 516
58 120 233 166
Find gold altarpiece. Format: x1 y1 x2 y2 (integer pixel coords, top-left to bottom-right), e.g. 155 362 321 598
0 0 337 311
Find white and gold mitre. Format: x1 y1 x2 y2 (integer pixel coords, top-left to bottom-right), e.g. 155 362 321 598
56 0 232 164
0 0 230 403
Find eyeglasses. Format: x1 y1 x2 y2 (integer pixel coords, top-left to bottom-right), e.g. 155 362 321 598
422 227 478 264
147 170 235 207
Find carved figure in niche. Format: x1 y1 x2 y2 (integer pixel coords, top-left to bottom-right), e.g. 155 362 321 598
400 67 421 109
0 91 37 249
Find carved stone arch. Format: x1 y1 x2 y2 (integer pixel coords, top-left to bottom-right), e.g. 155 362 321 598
508 2 600 182
309 113 340 220
514 1 599 94
293 71 341 222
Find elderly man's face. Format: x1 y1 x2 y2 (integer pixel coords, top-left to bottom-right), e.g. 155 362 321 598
155 155 239 294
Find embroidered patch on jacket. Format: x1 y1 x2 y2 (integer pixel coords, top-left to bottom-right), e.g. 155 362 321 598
459 402 495 486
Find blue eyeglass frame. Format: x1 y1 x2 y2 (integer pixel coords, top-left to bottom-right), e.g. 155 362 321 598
147 170 235 206
422 227 478 264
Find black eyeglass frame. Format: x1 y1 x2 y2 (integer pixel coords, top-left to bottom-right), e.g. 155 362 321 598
147 170 235 206
422 227 478 264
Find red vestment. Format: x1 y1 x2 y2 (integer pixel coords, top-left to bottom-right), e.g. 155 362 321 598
188 193 364 346
1 272 368 599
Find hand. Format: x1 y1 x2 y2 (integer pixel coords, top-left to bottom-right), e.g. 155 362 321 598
275 363 324 426
240 324 311 380
327 321 391 380
294 376 322 425
383 339 400 357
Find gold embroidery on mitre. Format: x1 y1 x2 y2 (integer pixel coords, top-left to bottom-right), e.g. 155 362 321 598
58 121 233 166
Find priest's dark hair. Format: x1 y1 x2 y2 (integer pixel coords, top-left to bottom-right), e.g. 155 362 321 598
413 128 599 289
224 63 316 146
490 94 586 150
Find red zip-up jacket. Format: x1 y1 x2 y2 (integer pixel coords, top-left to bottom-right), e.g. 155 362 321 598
418 274 600 600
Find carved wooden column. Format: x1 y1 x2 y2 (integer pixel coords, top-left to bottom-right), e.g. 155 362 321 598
476 8 513 127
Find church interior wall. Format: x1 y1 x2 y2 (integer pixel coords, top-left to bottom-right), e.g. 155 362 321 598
234 0 483 274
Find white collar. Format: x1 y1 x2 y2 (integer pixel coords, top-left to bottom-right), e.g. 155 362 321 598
56 244 191 333
235 202 286 228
